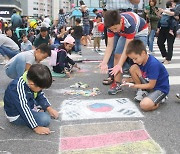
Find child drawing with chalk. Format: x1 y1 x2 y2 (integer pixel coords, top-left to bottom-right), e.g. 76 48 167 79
4 64 59 135
110 40 169 111
52 35 80 77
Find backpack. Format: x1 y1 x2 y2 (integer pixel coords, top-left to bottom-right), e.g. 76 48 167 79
160 15 170 27
49 48 66 66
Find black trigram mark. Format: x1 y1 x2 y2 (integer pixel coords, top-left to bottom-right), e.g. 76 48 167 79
116 98 128 104
66 111 80 118
65 100 81 105
118 108 136 115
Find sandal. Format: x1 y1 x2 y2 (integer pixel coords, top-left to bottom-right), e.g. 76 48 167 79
102 77 113 85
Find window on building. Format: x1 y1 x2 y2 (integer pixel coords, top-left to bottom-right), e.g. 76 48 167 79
33 14 38 17
33 8 38 10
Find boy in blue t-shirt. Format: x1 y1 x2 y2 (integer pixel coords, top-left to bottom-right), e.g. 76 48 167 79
121 40 169 111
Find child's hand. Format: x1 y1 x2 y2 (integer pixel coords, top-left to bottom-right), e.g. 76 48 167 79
121 81 135 88
34 126 50 135
47 106 59 119
65 71 71 78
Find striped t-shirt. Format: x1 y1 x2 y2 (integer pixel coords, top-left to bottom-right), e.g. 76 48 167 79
107 12 148 39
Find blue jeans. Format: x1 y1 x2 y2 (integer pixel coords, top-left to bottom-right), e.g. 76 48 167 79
0 46 19 58
11 110 51 128
6 54 26 79
108 35 147 72
83 25 90 36
107 33 120 70
148 30 156 52
75 38 81 52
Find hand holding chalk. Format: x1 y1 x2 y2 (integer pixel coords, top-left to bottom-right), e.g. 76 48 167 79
121 81 134 87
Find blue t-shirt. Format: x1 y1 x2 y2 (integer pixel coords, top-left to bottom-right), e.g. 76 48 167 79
139 55 169 94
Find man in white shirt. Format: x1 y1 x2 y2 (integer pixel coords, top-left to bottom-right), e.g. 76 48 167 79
0 34 20 64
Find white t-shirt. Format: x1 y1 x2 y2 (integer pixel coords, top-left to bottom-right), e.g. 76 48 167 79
5 50 36 68
0 34 19 51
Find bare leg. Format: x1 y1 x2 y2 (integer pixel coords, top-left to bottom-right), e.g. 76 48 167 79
140 97 159 111
129 64 142 84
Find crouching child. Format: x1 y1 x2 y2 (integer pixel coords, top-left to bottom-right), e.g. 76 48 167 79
52 35 80 77
4 64 59 135
122 40 169 111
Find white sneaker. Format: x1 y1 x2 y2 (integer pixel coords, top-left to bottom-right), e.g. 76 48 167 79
161 96 168 104
176 93 180 99
134 89 148 102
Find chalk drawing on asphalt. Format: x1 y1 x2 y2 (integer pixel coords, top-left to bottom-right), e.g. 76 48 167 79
60 98 143 121
59 121 164 153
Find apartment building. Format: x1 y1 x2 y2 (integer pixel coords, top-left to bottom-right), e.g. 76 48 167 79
19 0 52 17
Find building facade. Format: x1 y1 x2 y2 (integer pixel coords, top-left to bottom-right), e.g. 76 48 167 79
19 0 52 17
0 0 22 20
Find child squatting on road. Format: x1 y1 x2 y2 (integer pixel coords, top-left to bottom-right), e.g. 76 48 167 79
110 40 170 111
4 64 59 135
52 35 80 77
5 43 51 79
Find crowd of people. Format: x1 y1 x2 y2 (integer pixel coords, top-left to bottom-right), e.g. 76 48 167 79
0 0 180 135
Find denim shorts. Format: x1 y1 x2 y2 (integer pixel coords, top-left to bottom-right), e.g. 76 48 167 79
114 35 147 54
83 25 90 36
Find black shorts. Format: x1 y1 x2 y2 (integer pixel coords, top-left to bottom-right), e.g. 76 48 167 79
146 90 167 105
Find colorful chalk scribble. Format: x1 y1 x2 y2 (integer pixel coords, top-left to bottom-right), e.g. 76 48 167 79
88 103 113 112
59 121 163 154
0 101 4 107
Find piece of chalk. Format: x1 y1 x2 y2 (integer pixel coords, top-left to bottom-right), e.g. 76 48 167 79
50 130 55 133
0 126 5 130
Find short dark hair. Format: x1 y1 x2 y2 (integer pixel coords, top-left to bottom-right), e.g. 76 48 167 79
103 8 107 12
58 26 66 33
27 64 52 88
93 8 98 13
96 15 102 19
13 9 16 13
4 27 12 34
104 10 121 28
174 0 180 3
126 40 147 55
59 9 64 14
37 43 51 56
21 34 27 39
149 0 157 6
75 18 81 24
40 27 48 32
79 0 85 5
166 1 173 8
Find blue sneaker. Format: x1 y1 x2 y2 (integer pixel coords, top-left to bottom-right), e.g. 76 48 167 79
108 82 122 95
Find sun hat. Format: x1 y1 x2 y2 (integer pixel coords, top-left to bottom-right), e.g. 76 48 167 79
61 35 75 45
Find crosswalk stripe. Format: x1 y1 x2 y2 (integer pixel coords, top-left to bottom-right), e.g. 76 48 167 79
156 56 180 60
89 39 180 86
169 76 180 85
162 63 180 69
